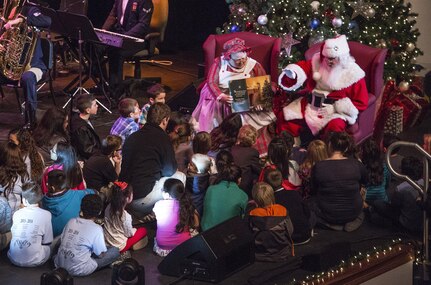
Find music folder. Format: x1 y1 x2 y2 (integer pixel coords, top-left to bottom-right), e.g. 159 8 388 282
37 6 68 36
55 11 100 44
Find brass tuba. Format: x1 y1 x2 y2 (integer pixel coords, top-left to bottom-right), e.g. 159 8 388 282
0 0 38 81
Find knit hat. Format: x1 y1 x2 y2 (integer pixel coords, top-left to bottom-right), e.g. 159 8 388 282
222 37 251 60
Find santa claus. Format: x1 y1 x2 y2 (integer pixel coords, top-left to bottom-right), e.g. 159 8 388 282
277 35 368 141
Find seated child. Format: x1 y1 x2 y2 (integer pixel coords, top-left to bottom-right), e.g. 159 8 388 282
83 135 122 191
231 125 262 197
201 151 248 231
249 182 294 262
263 168 314 244
0 196 12 251
54 194 120 276
360 138 390 205
153 178 199 257
169 123 193 173
42 170 96 237
373 156 424 232
139 84 166 126
70 94 101 161
191 131 217 175
8 182 53 267
104 182 148 256
110 98 141 145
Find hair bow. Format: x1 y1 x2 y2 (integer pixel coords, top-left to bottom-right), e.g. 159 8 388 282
114 181 128 191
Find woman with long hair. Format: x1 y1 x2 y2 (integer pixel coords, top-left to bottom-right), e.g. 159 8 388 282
32 107 69 166
41 142 86 194
0 142 30 213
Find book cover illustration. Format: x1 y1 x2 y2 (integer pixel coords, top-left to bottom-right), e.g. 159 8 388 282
229 75 273 113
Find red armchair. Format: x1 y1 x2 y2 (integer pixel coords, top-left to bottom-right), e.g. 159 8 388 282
305 41 387 144
202 32 281 83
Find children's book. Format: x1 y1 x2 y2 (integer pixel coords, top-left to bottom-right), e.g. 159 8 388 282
228 75 272 113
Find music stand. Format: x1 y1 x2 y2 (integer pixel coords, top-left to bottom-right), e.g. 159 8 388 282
55 11 111 114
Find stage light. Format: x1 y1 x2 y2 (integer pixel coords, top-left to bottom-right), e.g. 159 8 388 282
112 258 145 285
40 267 74 285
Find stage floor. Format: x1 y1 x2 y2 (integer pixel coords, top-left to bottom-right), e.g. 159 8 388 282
0 47 430 284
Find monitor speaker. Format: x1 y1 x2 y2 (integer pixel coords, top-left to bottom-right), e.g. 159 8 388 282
167 83 199 113
158 216 255 283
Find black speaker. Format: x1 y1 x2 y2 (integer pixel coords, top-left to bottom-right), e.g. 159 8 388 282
167 83 199 112
158 216 255 283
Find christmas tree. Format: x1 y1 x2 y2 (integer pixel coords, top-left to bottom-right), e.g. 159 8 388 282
220 0 423 83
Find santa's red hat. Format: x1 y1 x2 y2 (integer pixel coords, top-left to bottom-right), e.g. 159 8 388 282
320 34 350 59
222 38 251 60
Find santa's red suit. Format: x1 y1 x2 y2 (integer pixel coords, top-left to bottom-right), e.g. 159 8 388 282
277 35 368 137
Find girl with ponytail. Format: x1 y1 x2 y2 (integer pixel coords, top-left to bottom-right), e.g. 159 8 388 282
104 182 148 256
153 178 199 257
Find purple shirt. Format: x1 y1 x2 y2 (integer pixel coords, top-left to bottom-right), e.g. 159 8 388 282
110 117 139 146
153 199 191 250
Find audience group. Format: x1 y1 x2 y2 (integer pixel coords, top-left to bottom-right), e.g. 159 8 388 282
0 85 426 277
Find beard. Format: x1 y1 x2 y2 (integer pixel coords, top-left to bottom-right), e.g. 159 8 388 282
316 55 354 91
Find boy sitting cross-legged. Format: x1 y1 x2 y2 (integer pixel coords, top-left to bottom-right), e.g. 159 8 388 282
54 194 120 276
8 182 53 267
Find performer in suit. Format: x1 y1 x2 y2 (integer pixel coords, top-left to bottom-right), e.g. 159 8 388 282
102 0 153 95
1 5 52 128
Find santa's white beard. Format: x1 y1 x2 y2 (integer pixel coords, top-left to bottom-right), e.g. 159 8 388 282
315 61 346 91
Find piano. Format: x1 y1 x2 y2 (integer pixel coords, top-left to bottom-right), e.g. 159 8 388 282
94 28 146 50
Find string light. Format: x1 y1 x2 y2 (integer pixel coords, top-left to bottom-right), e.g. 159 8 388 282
288 241 415 285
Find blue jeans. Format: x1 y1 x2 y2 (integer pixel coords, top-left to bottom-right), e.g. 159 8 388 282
95 246 120 270
21 70 38 113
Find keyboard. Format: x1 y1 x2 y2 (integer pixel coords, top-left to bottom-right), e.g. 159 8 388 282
94 28 145 49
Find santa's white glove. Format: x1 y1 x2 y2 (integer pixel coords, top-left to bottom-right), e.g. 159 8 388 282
317 103 335 118
253 104 263 111
283 69 296 79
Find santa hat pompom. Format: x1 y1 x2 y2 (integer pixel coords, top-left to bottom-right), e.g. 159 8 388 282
313 71 322 81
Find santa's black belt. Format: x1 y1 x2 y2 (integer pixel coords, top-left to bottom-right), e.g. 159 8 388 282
306 94 338 106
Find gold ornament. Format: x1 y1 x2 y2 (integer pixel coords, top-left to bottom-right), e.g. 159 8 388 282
365 7 375 18
406 42 415 52
377 39 387 49
398 81 409 92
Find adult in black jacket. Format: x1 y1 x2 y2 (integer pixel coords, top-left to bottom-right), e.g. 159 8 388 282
120 103 185 218
102 0 153 92
311 132 368 232
70 94 101 161
2 5 51 127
